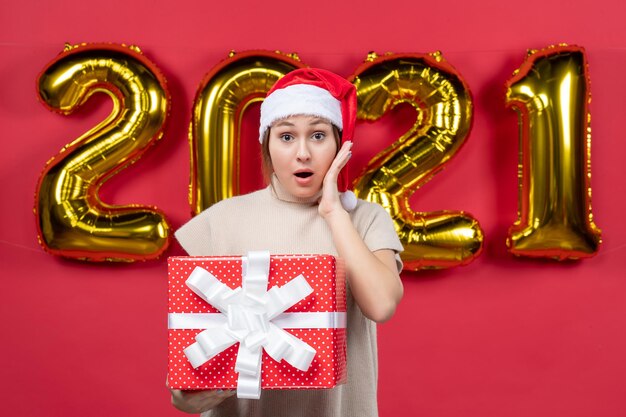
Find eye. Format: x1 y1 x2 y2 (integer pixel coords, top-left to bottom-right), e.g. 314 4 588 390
279 133 294 142
311 132 326 141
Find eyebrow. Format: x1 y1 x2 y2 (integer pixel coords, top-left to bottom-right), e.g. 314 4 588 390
273 118 332 128
308 118 332 126
274 120 295 127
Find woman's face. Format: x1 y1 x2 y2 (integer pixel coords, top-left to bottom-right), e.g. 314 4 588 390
268 115 338 199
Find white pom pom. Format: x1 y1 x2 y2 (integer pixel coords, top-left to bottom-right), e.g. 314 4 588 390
340 191 357 212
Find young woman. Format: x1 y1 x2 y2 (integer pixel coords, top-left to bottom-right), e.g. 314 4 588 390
170 68 404 416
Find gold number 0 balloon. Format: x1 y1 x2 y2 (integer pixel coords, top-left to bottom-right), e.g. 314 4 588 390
35 43 171 261
505 45 601 259
349 53 483 270
189 50 304 213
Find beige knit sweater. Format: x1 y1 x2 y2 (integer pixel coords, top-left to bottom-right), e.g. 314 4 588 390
175 176 403 417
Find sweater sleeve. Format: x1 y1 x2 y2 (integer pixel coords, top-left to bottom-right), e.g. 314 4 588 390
174 209 213 256
353 201 404 272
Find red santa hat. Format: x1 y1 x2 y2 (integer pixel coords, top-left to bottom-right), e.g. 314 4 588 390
259 68 358 210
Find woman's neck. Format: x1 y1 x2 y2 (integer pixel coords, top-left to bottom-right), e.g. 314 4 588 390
269 174 322 205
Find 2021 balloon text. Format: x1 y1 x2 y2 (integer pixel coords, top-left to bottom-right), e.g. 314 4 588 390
35 44 600 268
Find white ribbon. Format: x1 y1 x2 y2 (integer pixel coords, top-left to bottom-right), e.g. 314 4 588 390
168 251 346 399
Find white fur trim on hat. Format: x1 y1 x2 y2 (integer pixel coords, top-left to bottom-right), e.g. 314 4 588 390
259 84 343 142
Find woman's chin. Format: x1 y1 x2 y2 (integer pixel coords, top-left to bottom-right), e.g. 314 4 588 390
288 183 321 199
292 188 319 199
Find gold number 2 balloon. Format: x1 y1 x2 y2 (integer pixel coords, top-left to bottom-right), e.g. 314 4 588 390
506 45 601 259
350 53 483 270
35 43 171 261
190 50 304 214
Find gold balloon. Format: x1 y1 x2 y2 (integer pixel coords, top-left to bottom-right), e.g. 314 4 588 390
35 43 171 262
505 45 601 259
190 50 304 214
350 52 483 270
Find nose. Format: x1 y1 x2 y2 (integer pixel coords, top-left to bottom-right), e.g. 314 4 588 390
296 138 311 161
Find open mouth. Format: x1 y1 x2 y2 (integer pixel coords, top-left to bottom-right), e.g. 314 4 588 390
294 172 313 178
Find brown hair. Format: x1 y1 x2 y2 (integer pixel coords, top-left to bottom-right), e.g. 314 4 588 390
260 124 342 184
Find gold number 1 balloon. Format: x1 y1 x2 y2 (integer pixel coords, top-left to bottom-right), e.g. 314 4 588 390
506 45 601 259
350 53 483 270
35 43 171 261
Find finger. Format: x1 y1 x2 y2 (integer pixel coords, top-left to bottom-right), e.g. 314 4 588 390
327 141 352 178
215 389 235 394
336 147 352 171
323 141 353 193
335 141 353 170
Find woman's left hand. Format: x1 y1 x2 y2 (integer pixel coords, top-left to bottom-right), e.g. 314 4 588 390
318 141 352 219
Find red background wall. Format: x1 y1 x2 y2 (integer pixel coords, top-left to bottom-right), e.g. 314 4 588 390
2 1 625 416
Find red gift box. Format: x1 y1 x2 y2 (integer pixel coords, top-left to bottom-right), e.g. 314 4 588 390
167 253 347 397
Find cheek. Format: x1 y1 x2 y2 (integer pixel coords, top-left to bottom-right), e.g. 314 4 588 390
324 142 339 166
267 140 279 164
316 146 337 174
268 143 289 171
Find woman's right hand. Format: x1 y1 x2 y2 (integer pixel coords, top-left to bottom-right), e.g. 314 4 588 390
168 380 235 414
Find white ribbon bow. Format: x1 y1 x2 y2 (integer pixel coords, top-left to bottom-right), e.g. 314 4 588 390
174 251 321 399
